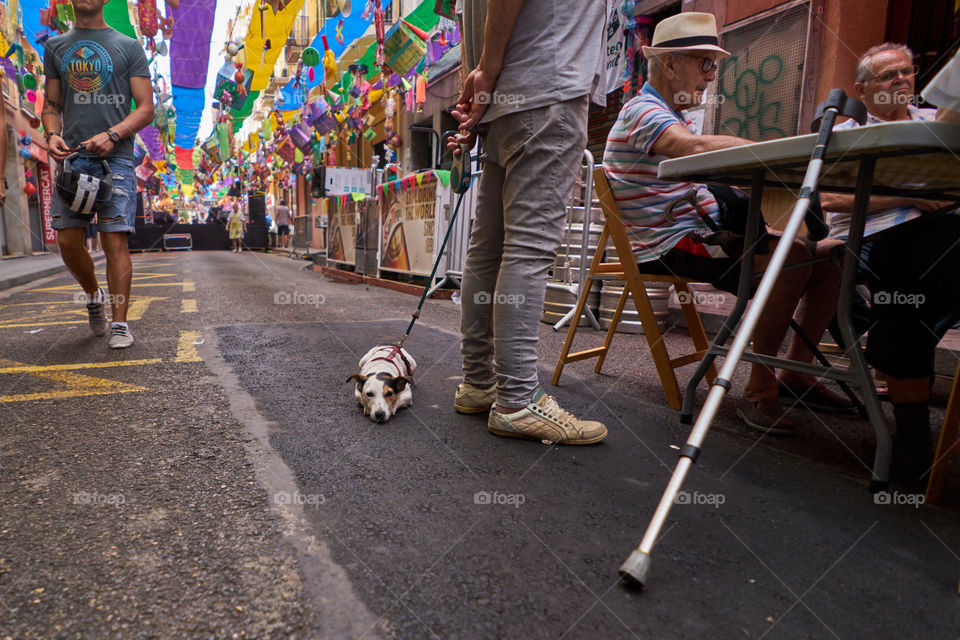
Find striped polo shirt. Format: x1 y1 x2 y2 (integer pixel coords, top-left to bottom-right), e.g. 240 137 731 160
826 106 937 241
603 82 721 264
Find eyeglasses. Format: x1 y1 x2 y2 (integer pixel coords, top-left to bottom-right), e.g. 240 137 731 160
869 64 919 83
676 54 719 73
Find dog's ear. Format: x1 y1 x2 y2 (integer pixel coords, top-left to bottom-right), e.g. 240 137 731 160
346 373 368 389
391 375 414 392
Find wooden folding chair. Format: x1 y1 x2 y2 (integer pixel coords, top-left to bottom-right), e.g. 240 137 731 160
552 168 716 410
926 360 960 503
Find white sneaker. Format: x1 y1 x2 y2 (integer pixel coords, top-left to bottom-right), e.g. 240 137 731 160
108 324 134 349
85 288 108 337
487 389 607 445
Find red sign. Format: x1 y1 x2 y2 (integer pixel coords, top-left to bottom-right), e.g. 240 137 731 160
29 142 48 165
38 163 55 243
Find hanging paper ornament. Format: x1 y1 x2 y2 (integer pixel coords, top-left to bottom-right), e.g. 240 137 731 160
302 47 320 67
25 90 36 103
23 182 36 196
321 35 339 82
308 67 316 82
139 0 159 38
22 73 37 91
28 116 40 128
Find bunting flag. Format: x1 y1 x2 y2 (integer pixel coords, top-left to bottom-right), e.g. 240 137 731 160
168 2 216 89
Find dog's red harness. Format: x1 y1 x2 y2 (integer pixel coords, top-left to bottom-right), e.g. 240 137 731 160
369 345 413 378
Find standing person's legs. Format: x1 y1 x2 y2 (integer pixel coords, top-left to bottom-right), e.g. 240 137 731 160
99 232 132 322
460 153 506 391
56 227 99 296
491 98 589 410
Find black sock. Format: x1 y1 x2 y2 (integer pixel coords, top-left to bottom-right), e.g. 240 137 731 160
892 402 929 434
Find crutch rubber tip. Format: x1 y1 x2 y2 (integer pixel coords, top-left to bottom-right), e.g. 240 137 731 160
680 413 693 425
618 549 651 589
869 479 889 494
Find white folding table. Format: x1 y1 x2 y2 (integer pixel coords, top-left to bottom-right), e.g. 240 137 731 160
658 120 960 490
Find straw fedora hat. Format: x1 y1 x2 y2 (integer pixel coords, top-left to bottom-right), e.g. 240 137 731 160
641 12 731 58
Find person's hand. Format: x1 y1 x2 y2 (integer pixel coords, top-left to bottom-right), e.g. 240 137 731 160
81 132 115 157
47 134 73 162
912 198 957 213
455 66 499 133
445 126 476 155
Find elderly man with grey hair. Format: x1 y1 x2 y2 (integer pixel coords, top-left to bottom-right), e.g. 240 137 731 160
822 42 960 487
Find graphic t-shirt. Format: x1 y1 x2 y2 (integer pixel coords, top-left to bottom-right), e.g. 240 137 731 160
43 27 150 159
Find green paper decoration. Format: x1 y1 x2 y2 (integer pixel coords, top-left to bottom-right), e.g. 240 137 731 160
302 47 320 67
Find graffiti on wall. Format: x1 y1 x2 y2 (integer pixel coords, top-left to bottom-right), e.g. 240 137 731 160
717 54 787 140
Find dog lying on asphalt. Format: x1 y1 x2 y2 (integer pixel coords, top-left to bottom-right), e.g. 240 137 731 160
347 345 416 422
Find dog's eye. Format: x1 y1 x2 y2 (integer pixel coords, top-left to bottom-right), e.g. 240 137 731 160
384 390 393 397
366 391 374 397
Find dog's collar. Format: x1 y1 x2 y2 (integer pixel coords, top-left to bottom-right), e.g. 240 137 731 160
369 345 412 378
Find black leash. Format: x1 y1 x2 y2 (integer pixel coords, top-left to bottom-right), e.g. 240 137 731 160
397 134 473 349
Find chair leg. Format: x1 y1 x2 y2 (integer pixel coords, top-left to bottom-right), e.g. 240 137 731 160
552 227 611 387
627 274 682 410
675 281 717 385
594 285 629 374
926 360 960 504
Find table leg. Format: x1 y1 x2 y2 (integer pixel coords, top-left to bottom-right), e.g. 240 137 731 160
838 157 890 492
681 170 765 423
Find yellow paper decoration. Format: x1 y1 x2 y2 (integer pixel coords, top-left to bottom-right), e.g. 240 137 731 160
244 0 307 92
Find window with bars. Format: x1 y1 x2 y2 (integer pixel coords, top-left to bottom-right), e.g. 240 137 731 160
713 3 810 141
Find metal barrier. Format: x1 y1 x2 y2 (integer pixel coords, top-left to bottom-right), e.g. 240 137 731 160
545 149 600 331
425 160 481 297
292 215 310 256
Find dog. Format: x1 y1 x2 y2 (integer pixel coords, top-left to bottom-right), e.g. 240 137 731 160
347 345 417 423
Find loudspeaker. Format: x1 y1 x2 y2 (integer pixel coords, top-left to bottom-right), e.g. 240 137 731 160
311 166 326 198
248 194 266 225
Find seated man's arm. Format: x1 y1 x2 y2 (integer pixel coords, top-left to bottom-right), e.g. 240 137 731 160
820 192 952 213
650 123 752 159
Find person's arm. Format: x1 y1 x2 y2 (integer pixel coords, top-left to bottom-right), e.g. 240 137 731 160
41 77 73 161
448 0 525 150
83 76 155 157
819 192 953 213
936 108 960 124
649 123 752 158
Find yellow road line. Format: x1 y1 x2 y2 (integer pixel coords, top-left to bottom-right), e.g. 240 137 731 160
0 363 149 404
175 331 203 362
181 299 197 313
182 280 195 292
0 359 162 374
0 297 163 328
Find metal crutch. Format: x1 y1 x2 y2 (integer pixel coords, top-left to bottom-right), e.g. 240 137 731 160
619 89 865 588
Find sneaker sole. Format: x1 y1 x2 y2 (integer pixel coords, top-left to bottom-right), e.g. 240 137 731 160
454 403 493 414
487 426 607 445
109 341 134 350
735 407 797 437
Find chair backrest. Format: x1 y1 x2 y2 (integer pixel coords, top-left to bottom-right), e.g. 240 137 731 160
592 167 644 279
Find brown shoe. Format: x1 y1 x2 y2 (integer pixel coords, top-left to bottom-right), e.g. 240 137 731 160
736 398 798 436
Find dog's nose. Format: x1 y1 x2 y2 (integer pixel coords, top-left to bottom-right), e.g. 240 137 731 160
374 410 386 421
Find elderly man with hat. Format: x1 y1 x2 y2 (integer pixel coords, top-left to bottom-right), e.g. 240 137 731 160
604 12 851 435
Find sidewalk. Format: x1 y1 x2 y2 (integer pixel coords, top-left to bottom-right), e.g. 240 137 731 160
0 251 104 291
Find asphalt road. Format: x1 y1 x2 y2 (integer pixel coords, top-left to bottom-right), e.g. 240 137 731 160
2 250 959 639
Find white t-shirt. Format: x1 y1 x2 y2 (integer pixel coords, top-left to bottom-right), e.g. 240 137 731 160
921 49 960 111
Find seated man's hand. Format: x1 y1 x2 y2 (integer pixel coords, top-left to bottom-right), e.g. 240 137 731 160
911 198 957 213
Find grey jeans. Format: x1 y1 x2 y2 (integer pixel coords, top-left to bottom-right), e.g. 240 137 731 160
460 96 589 409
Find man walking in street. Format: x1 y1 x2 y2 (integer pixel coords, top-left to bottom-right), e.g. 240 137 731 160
42 0 154 349
276 199 292 249
449 0 608 444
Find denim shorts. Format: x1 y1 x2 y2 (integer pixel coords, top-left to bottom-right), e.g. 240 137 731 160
51 155 137 236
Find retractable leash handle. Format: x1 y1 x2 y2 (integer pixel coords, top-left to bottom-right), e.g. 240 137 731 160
618 89 857 590
397 135 473 348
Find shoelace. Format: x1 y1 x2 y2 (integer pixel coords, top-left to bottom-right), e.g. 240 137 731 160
110 325 127 337
534 396 583 435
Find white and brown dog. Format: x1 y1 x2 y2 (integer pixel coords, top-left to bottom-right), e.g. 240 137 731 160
347 344 417 422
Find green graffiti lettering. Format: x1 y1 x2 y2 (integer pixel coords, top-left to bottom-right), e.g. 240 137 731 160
718 54 786 140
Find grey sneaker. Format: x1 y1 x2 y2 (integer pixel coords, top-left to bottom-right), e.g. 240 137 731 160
86 288 108 337
487 389 607 445
108 324 134 349
454 382 497 414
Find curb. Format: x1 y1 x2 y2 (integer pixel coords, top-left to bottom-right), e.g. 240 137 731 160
0 254 106 292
